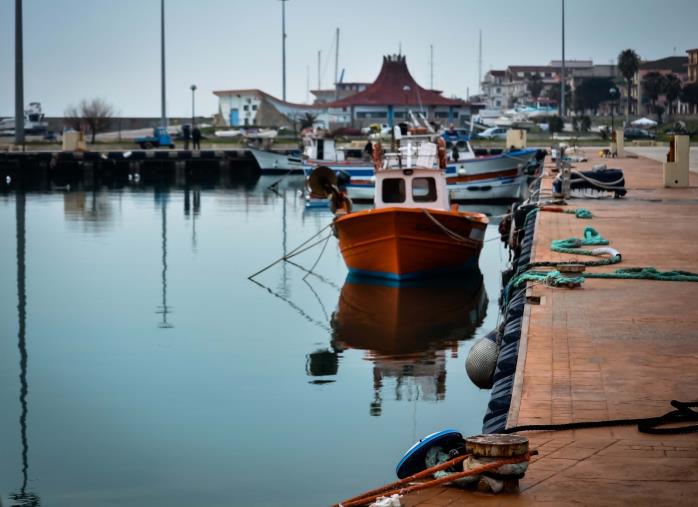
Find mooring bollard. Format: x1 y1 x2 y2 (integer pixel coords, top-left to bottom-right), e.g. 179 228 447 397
464 434 530 493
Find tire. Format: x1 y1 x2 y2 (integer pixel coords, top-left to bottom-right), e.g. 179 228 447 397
169 144 175 149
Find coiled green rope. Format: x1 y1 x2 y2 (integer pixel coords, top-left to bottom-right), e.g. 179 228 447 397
510 270 585 291
565 208 593 219
551 227 609 252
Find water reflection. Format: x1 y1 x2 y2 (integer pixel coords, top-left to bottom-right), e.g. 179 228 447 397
155 190 173 329
63 190 115 233
305 272 487 413
12 191 41 506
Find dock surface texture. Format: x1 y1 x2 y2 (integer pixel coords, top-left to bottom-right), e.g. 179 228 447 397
403 151 698 507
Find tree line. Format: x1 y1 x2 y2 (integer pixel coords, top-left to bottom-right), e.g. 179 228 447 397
524 49 698 122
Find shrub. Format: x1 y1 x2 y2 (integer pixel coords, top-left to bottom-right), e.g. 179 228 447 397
547 116 564 133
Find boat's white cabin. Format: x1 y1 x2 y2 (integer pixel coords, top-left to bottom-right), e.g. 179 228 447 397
374 141 450 211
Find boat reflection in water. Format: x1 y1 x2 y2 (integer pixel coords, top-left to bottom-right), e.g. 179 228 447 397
329 270 487 415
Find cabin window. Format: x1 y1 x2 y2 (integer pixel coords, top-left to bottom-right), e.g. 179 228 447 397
382 178 406 203
412 178 437 202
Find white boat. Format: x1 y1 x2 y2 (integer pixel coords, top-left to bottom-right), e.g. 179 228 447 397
214 129 244 138
0 102 49 135
249 147 304 174
446 148 538 201
338 132 539 202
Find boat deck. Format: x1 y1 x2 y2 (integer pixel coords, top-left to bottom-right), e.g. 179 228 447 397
403 150 698 506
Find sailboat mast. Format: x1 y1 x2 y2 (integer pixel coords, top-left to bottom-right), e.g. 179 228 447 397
334 27 340 100
430 44 434 89
478 29 482 94
317 50 321 90
281 0 288 101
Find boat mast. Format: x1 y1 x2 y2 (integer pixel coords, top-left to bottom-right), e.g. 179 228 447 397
317 50 321 90
478 29 482 94
334 28 340 100
281 0 288 101
430 44 434 90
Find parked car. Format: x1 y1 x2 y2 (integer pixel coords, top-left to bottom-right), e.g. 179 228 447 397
623 128 655 140
477 127 507 140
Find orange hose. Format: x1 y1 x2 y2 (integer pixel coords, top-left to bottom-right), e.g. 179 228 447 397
334 454 470 507
337 452 534 507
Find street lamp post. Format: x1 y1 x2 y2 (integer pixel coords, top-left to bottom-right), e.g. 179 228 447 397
190 84 197 127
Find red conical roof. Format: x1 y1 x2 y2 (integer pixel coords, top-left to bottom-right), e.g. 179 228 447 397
326 55 468 108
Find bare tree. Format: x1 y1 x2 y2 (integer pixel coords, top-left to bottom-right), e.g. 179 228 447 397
63 104 83 131
80 98 114 143
64 98 115 143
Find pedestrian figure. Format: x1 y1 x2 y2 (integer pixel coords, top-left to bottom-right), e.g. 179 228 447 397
192 126 202 150
182 124 191 150
452 144 460 162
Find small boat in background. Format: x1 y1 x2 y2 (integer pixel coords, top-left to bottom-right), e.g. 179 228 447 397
249 147 304 174
311 137 488 280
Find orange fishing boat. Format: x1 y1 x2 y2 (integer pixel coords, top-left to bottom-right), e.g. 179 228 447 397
311 136 489 280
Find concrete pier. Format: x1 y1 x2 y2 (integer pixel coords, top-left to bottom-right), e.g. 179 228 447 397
404 151 698 506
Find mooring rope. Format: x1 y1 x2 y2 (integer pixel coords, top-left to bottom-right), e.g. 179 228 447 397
422 209 477 245
247 223 333 279
505 400 698 435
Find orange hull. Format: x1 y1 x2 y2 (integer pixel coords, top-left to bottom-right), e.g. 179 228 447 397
334 208 488 280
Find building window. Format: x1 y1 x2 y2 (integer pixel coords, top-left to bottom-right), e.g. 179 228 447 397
496 87 501 94
496 100 501 107
412 177 437 202
252 105 257 111
381 178 405 203
243 105 249 111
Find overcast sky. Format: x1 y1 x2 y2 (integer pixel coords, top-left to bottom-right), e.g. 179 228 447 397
1 0 697 117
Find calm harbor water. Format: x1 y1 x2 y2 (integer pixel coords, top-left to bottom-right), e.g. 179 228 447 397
0 171 510 507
